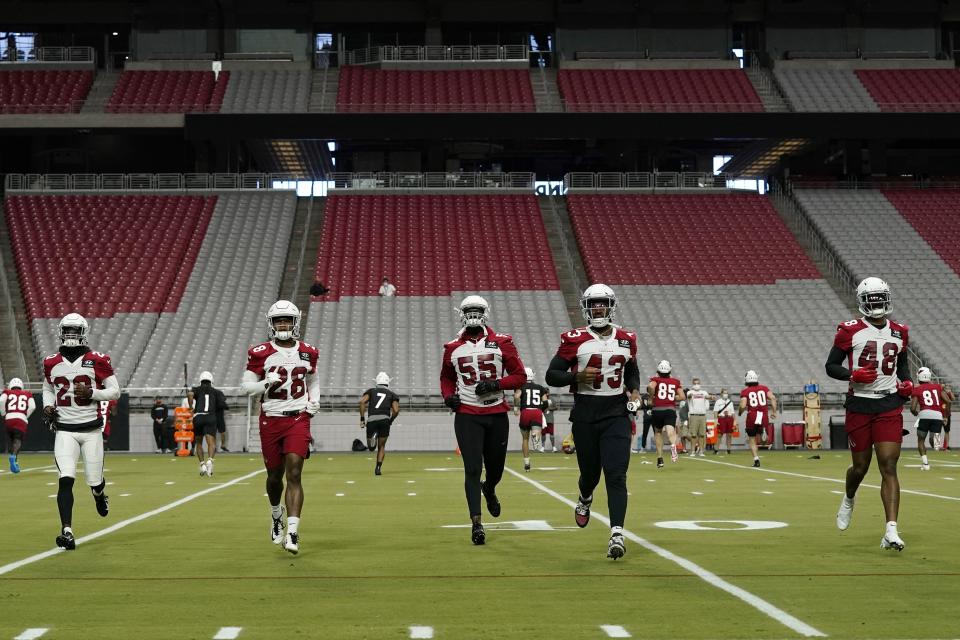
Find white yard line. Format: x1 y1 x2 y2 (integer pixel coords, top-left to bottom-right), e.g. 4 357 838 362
505 467 826 638
409 626 434 639
692 458 960 502
600 625 631 637
0 469 265 576
0 464 56 476
213 627 243 639
14 629 49 640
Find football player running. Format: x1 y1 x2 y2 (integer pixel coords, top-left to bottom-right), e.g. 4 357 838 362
42 313 119 550
647 360 684 468
826 277 912 551
359 372 400 476
546 284 641 559
1 377 35 473
738 370 777 467
440 295 526 546
241 301 320 555
514 367 550 471
909 367 943 471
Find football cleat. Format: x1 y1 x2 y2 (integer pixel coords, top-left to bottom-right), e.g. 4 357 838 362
880 531 905 551
206 460 214 477
752 459 761 468
199 462 208 477
656 457 664 469
574 496 592 528
284 532 299 555
524 462 531 472
698 451 705 458
607 533 626 559
670 445 678 463
93 491 109 517
375 465 382 476
9 454 20 474
480 480 501 518
56 530 76 550
552 446 558 453
271 507 285 544
836 496 854 531
921 463 931 471
471 522 486 545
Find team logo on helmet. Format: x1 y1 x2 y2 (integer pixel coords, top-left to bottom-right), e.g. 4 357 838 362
266 300 301 341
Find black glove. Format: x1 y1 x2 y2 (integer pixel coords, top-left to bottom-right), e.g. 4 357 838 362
475 379 501 395
444 395 461 411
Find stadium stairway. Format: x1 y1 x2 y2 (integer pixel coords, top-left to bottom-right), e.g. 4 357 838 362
308 67 339 113
531 67 562 113
537 195 587 325
744 66 791 112
789 188 957 382
0 201 38 383
79 70 120 114
278 195 326 328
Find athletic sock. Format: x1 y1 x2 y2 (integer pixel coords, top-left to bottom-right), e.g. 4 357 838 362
287 516 300 535
921 454 929 465
271 504 283 519
842 495 855 508
523 457 530 466
753 456 760 461
610 525 623 536
62 526 73 535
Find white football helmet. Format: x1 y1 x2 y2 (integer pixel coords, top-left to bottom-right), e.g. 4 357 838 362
458 295 489 328
856 277 891 319
58 313 89 347
266 300 301 341
917 367 932 383
524 367 534 381
656 360 671 375
375 371 391 386
8 378 23 390
199 371 213 384
580 284 617 328
744 370 759 384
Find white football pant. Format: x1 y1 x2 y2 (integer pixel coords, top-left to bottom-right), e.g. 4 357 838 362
54 429 104 486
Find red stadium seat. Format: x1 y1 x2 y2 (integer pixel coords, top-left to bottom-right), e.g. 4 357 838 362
107 70 229 113
882 189 960 275
856 69 960 112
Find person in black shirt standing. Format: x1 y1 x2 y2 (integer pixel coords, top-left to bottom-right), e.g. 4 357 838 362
189 371 219 478
513 367 550 472
359 372 400 475
151 397 169 453
215 387 229 452
545 284 641 560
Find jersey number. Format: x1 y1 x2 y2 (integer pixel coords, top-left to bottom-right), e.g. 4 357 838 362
655 381 676 401
266 366 308 400
54 375 93 407
747 390 767 424
457 354 498 385
857 340 898 376
5 394 28 412
375 392 387 409
922 389 941 408
525 388 541 407
584 354 626 390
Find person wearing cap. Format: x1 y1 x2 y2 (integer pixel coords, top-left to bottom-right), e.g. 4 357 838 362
188 371 220 478
359 372 400 475
1 377 35 473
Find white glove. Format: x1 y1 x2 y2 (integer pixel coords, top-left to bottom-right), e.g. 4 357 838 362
304 400 321 416
264 371 282 386
626 400 641 413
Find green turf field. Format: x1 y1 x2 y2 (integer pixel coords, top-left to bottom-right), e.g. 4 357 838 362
1 448 958 640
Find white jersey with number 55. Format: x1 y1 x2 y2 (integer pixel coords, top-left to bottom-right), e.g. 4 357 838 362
244 341 320 417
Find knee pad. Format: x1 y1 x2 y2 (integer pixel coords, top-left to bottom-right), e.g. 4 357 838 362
58 476 75 492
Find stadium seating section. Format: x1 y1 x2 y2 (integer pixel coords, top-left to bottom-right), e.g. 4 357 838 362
794 188 960 385
220 69 310 113
855 69 960 112
568 193 818 284
0 69 93 113
568 193 847 391
336 67 535 112
557 69 763 112
106 70 229 113
773 68 879 112
304 193 568 397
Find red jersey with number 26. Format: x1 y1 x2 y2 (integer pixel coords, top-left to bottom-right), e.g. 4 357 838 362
649 376 682 408
246 341 319 417
555 327 638 396
834 318 908 399
740 384 772 427
43 350 114 427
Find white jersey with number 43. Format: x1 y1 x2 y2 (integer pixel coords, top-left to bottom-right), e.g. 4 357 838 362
556 327 638 396
246 341 319 417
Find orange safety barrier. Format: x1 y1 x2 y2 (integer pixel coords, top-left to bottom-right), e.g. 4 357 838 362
173 406 194 457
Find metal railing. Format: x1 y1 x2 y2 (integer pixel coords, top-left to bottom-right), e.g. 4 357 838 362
0 46 95 63
4 173 306 192
334 102 536 112
561 102 765 113
328 172 535 190
345 44 528 65
563 172 728 191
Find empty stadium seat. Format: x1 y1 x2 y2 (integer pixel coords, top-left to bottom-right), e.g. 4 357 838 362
106 70 229 113
773 68 879 112
336 67 536 112
856 69 960 112
0 69 93 113
557 69 763 112
220 69 310 113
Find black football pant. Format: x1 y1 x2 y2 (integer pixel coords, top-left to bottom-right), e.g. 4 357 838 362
572 415 631 528
454 412 509 518
153 423 164 450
